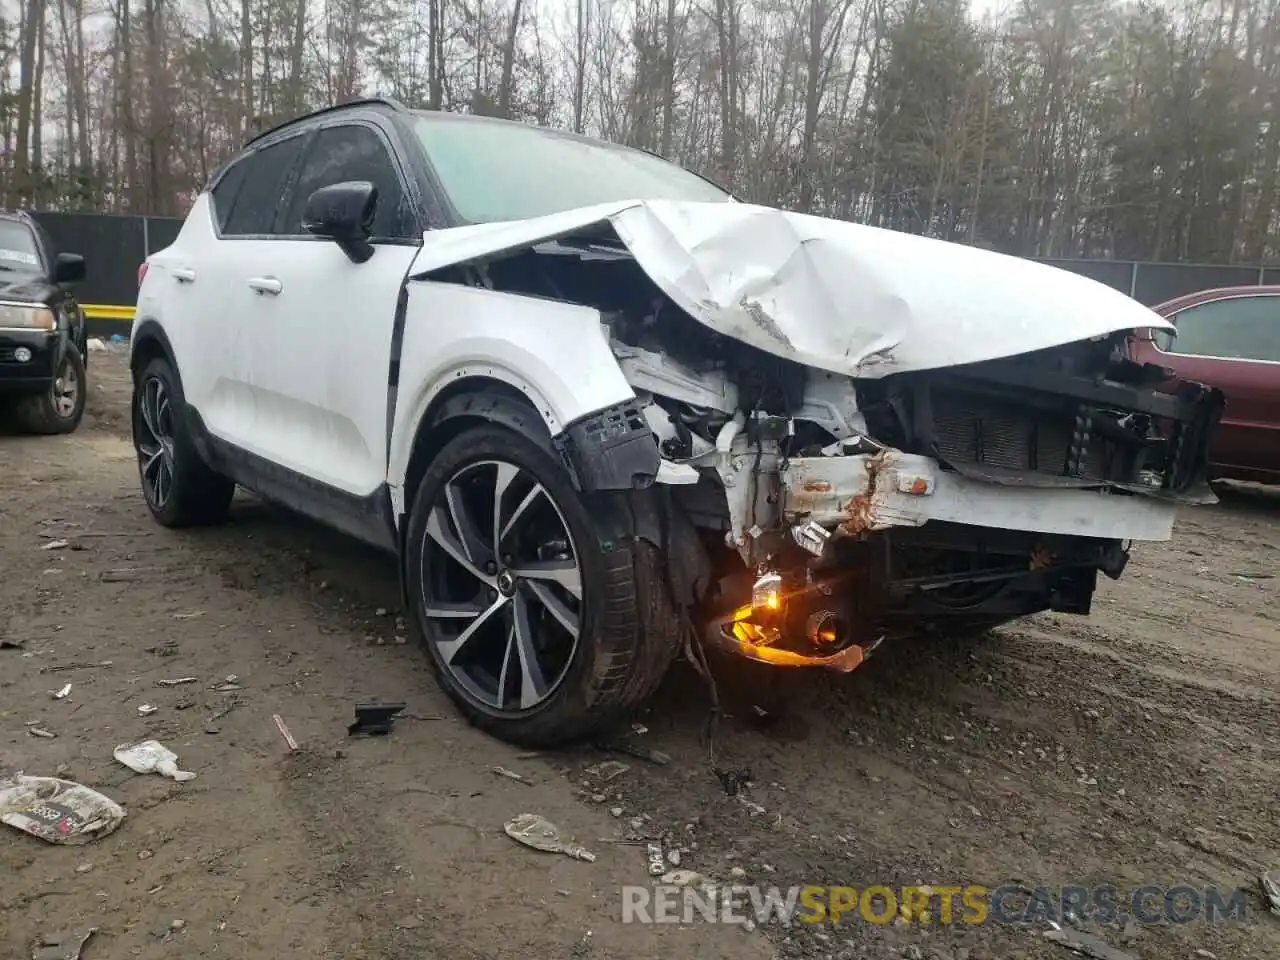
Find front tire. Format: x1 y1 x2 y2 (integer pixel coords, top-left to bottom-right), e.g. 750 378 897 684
405 423 680 747
16 342 85 435
132 356 235 527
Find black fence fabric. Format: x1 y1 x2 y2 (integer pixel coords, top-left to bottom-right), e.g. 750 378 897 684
27 211 1280 309
32 212 183 306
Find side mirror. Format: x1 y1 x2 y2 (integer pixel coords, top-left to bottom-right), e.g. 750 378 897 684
302 181 377 263
54 252 86 285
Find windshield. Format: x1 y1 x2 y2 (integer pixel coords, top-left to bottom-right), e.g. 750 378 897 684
0 220 42 272
412 114 732 223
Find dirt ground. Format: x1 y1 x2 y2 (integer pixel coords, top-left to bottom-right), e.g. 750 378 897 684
1 348 1277 960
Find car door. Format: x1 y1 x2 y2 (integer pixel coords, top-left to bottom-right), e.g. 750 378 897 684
1147 293 1280 478
231 121 422 503
165 131 310 456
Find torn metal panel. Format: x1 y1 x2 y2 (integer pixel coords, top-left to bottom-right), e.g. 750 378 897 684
411 200 1173 379
781 451 1179 542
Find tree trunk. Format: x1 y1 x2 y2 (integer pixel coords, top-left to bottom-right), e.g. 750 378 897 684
240 0 252 136
12 0 42 206
659 0 677 156
572 0 586 132
120 0 139 211
497 0 523 117
31 0 46 206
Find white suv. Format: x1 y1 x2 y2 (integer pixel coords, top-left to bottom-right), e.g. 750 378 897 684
132 99 1221 746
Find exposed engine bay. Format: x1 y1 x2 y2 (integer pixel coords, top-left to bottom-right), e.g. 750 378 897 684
427 222 1223 674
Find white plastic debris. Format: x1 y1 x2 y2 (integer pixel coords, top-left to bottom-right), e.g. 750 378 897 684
646 842 666 876
503 813 596 862
585 760 630 782
52 683 72 700
113 740 197 782
86 338 107 353
0 773 125 844
659 869 706 887
137 704 157 717
1262 870 1280 916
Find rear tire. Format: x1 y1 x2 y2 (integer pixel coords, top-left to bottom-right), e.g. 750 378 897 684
132 356 235 527
405 422 680 747
16 342 85 435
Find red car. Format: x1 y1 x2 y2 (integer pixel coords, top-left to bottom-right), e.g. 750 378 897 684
1130 286 1280 484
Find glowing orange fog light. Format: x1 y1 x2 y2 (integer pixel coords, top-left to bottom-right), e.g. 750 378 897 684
751 571 783 615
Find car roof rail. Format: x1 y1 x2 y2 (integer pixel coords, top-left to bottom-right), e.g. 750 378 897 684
245 97 409 147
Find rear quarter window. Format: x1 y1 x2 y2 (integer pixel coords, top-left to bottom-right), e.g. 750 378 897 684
1162 295 1280 362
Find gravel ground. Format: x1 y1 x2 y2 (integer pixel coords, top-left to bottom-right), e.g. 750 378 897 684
1 348 1277 960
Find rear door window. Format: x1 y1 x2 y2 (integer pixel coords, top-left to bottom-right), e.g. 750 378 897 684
220 134 307 236
1161 295 1280 362
279 124 416 240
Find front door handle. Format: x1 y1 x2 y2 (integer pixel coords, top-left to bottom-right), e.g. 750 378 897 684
172 267 196 283
247 276 283 296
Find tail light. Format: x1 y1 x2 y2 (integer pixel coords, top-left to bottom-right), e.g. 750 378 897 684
137 261 149 287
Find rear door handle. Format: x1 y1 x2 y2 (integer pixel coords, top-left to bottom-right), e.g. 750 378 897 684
247 276 283 296
172 267 196 283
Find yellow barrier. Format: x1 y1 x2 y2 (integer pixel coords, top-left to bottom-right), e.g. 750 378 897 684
81 304 135 321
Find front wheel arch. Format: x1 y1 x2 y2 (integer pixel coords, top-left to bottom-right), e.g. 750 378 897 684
397 380 561 609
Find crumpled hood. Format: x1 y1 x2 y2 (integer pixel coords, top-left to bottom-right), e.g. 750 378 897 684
412 199 1173 379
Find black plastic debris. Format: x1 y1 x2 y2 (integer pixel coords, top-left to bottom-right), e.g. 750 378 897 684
347 701 406 736
714 767 752 796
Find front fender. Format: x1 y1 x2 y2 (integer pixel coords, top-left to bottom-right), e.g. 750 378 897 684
387 280 636 490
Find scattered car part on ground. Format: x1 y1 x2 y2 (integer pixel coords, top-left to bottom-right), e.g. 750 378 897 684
347 701 406 736
504 812 597 862
130 98 1222 748
0 210 89 434
113 740 196 782
273 714 299 752
31 927 98 960
0 772 125 844
1134 285 1280 484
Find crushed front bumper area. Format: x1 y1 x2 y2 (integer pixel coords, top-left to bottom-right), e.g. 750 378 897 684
776 449 1184 542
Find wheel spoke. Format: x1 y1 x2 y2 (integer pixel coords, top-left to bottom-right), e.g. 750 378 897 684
444 482 489 564
511 593 549 709
423 600 488 619
495 622 516 709
511 559 582 600
141 447 163 480
499 482 545 547
140 383 160 441
491 462 519 554
426 506 494 585
436 596 508 665
525 580 579 638
156 460 170 506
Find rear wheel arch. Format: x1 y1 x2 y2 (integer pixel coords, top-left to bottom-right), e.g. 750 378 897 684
130 320 178 385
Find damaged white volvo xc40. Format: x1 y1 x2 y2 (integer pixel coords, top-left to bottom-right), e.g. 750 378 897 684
132 99 1221 746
